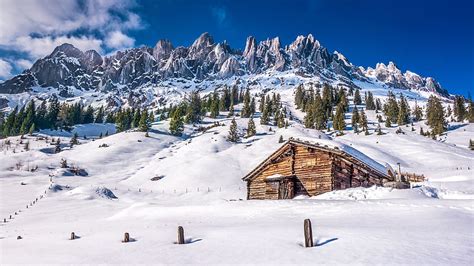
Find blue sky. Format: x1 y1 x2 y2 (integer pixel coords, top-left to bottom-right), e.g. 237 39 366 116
0 0 472 96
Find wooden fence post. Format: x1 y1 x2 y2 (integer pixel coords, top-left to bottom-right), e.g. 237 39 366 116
70 232 76 240
123 232 130 243
177 226 185 244
304 219 313 248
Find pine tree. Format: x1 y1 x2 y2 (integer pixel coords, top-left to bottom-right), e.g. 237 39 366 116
185 91 202 124
241 88 251 118
83 106 94 124
295 84 304 109
70 132 79 147
385 117 391 128
277 112 285 128
3 106 17 136
353 89 362 105
453 96 466 122
169 109 184 136
333 103 346 132
259 94 266 112
250 97 256 117
467 101 474 123
383 91 399 123
304 102 315 128
138 110 149 132
279 135 284 143
397 95 410 125
246 117 256 137
413 100 423 122
95 106 105 123
228 118 239 142
351 107 360 132
359 109 368 132
426 95 446 135
149 111 155 124
132 108 141 128
28 123 35 136
21 101 35 135
210 93 220 118
365 91 376 110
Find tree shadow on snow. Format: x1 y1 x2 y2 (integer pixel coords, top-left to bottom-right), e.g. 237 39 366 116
447 123 468 131
173 238 203 244
298 237 338 248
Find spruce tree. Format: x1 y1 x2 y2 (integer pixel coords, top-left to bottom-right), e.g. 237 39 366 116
169 109 184 136
413 100 423 122
365 91 376 110
279 135 284 143
453 96 466 122
383 91 399 123
259 94 266 112
397 95 410 125
132 108 141 128
139 110 149 132
426 95 446 135
353 89 362 105
185 91 202 124
295 85 304 109
83 106 94 124
385 117 392 128
359 109 368 132
246 117 256 137
260 104 269 125
70 132 79 147
241 88 251 118
333 103 346 132
228 118 239 142
351 107 360 132
467 101 474 123
95 106 105 123
28 123 35 136
210 93 220 118
313 93 327 130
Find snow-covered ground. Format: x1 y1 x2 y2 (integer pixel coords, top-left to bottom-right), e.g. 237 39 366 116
0 89 473 264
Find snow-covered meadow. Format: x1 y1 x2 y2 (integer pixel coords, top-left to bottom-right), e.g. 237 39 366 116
0 87 473 265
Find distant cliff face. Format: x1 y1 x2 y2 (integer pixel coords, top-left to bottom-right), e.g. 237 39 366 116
0 32 449 97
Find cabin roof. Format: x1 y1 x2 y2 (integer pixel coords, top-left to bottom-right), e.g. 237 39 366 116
242 138 392 181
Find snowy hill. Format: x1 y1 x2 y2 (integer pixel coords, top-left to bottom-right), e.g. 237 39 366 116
0 87 473 264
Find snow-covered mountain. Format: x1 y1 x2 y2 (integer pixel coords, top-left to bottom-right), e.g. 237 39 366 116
0 32 450 109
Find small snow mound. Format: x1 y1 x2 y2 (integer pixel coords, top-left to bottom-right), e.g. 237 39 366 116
419 186 474 200
95 187 118 200
49 184 69 192
312 186 430 200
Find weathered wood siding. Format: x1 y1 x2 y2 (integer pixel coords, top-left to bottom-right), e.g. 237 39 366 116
247 147 292 200
332 155 386 190
293 146 332 197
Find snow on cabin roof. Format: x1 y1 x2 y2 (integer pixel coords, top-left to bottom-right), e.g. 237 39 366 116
242 138 392 181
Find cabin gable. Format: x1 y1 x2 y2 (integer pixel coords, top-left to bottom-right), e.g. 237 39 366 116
244 139 393 200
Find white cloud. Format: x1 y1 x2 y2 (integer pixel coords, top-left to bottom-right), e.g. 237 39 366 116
105 31 135 50
14 35 103 59
0 0 143 65
0 0 141 45
0 59 13 79
16 59 34 70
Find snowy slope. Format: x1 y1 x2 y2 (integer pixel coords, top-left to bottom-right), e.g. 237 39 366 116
0 91 473 264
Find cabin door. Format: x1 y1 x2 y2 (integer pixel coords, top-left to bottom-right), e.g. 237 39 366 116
278 179 295 199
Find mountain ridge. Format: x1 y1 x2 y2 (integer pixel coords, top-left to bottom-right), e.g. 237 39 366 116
0 32 450 100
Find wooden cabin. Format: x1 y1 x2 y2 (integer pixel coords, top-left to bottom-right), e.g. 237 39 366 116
243 138 395 200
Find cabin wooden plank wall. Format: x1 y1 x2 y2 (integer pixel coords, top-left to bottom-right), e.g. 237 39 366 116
332 156 386 189
293 146 332 196
247 147 293 200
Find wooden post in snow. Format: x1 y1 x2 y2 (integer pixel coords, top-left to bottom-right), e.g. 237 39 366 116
122 232 130 243
304 219 313 248
70 232 76 240
177 226 185 244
